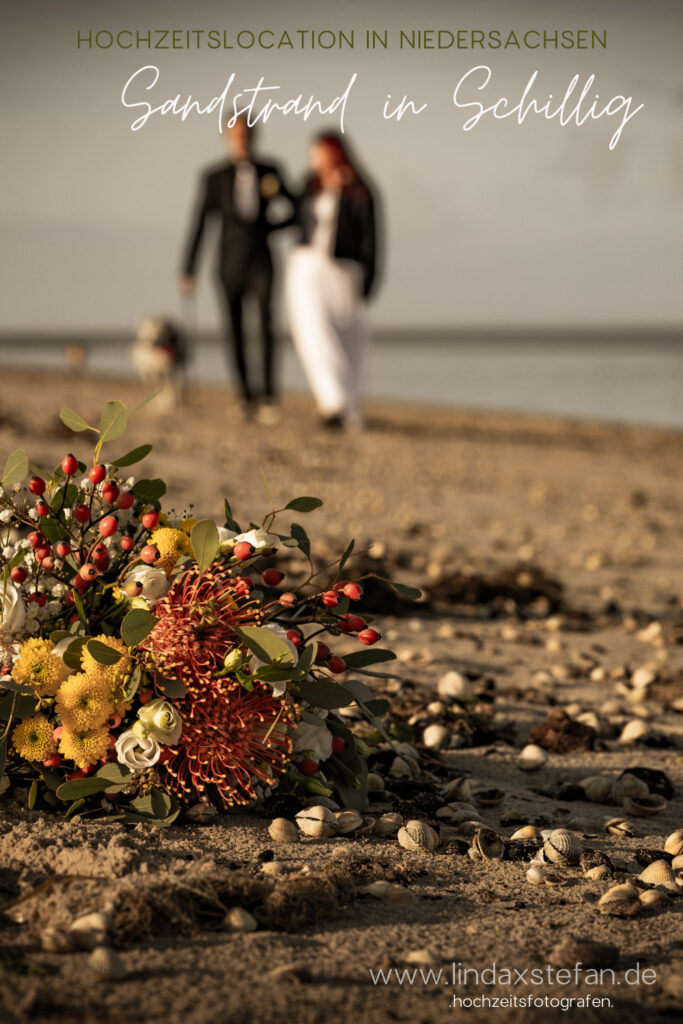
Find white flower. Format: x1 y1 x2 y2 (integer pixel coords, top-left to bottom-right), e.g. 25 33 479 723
0 510 13 524
234 528 276 553
122 565 169 605
292 717 334 762
115 729 161 772
251 624 298 698
137 698 182 745
217 526 237 554
1 583 26 636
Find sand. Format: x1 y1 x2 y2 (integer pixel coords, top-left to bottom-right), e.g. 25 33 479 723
0 369 682 1024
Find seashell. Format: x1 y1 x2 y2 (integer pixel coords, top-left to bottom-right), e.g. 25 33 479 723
361 880 390 898
455 819 487 838
390 755 419 779
610 773 650 803
383 883 417 905
88 945 126 980
526 865 548 885
638 859 679 892
435 806 455 821
224 907 257 932
580 775 614 804
260 861 286 877
470 828 505 861
622 794 667 817
510 825 541 842
302 795 339 811
604 817 638 838
543 829 581 865
664 830 683 857
40 927 74 954
618 719 651 744
397 820 439 853
640 888 669 907
367 772 385 792
268 818 299 843
437 671 471 699
517 744 547 772
69 911 112 950
442 777 472 802
426 700 446 716
672 854 683 872
372 812 402 836
631 666 656 689
334 809 363 835
405 949 440 967
295 805 337 839
186 802 218 824
598 883 642 917
580 849 613 872
584 864 613 881
473 788 505 808
422 724 450 750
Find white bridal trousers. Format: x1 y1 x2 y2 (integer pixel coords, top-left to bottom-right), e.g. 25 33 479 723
285 246 368 423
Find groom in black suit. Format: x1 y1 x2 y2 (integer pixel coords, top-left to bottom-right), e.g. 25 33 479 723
179 117 295 413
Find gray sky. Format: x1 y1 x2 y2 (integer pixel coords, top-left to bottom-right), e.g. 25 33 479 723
1 0 681 332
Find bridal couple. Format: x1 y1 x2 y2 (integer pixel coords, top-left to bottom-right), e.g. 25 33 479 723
178 116 378 429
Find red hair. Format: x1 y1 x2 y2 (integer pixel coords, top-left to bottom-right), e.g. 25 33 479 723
310 134 368 194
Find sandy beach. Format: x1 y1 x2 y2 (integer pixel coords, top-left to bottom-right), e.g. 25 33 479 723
1 368 682 1024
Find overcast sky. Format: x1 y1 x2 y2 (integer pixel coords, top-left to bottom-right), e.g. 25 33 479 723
1 0 681 332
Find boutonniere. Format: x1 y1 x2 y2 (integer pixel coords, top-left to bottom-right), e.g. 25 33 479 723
260 173 281 199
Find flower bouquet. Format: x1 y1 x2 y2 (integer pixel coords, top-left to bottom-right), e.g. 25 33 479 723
0 401 417 825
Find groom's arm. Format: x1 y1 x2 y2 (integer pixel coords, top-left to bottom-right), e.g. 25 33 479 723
181 172 217 277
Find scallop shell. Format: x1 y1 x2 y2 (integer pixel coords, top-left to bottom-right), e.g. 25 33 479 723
224 907 257 932
610 773 649 803
470 828 505 861
543 829 581 865
442 777 472 802
422 724 450 750
268 818 299 843
638 859 679 892
517 744 547 772
40 927 74 953
397 820 439 852
88 945 126 980
510 825 541 842
186 802 218 824
622 794 667 817
664 830 683 857
372 812 402 836
69 911 112 950
295 805 337 839
604 817 637 838
598 882 642 917
334 809 363 834
639 888 669 907
580 775 615 804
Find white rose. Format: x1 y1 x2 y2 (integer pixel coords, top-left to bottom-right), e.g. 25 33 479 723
234 528 276 553
137 698 182 745
115 729 161 772
292 717 334 762
251 624 298 698
1 583 26 636
217 526 237 554
122 565 169 605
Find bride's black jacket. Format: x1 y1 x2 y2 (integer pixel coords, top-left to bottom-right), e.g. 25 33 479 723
296 179 378 298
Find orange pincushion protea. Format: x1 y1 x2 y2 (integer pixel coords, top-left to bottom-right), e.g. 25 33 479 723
159 679 294 807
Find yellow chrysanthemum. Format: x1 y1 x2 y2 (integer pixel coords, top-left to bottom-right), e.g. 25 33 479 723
12 638 68 696
58 724 110 769
12 714 56 762
178 517 197 536
80 635 132 689
55 673 113 730
150 527 193 575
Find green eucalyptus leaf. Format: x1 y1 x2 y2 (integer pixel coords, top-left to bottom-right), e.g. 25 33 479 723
290 523 310 559
113 444 153 467
59 407 96 433
223 499 241 534
1 449 29 486
28 780 38 809
0 678 34 695
98 401 128 444
341 677 375 704
65 798 87 818
238 625 297 666
296 643 316 675
62 636 88 671
191 519 219 572
38 517 68 544
285 496 323 513
57 777 110 801
133 478 166 504
155 675 187 698
339 538 355 571
297 678 354 709
121 608 156 646
375 577 423 601
86 639 123 666
342 649 396 669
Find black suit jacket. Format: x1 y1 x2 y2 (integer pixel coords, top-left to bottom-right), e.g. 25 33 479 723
296 181 378 298
182 160 295 285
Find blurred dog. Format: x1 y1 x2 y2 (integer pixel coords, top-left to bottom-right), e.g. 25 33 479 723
131 317 188 411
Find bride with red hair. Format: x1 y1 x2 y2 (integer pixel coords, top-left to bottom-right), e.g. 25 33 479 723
286 133 379 429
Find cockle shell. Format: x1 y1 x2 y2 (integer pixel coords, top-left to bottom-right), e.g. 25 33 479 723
664 830 683 857
437 671 471 698
390 755 419 779
397 820 439 852
584 864 613 881
640 889 669 907
622 794 667 817
367 772 385 792
517 744 547 772
671 854 683 872
442 776 472 802
268 818 299 843
224 907 257 932
604 817 637 838
543 829 581 865
334 809 363 834
69 911 112 950
372 812 402 836
610 773 649 803
580 775 615 804
361 881 416 904
186 802 218 824
422 724 450 750
638 859 679 892
469 828 504 861
88 945 126 980
295 805 337 839
598 883 642 917
510 825 541 842
455 819 487 838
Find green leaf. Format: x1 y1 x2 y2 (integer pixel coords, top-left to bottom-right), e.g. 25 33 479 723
0 678 35 695
375 577 422 601
297 678 354 709
1 449 29 486
191 519 219 572
121 608 156 646
253 665 303 684
62 636 88 671
65 798 86 819
223 499 241 534
56 777 111 801
95 763 133 793
28 779 38 809
0 692 37 721
0 735 7 778
39 516 68 545
238 625 297 665
290 522 310 559
38 767 63 792
155 675 187 698
296 643 316 675
339 539 355 571
113 444 153 468
72 591 87 628
285 496 323 513
86 639 123 666
342 649 396 669
342 677 375 704
59 407 96 433
98 401 128 444
133 478 166 505
363 698 390 717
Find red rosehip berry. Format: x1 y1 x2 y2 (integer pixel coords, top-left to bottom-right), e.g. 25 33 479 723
314 641 331 663
91 543 110 570
35 501 50 518
28 592 46 606
358 628 380 646
322 590 340 608
73 504 90 523
261 568 285 586
328 655 346 674
117 491 135 510
35 546 51 562
140 544 158 564
286 629 303 647
234 540 255 561
61 453 79 477
279 592 298 608
337 615 355 634
52 726 63 742
66 590 75 605
99 515 118 537
89 464 106 485
138 689 153 705
120 535 135 552
42 754 62 768
141 510 159 530
27 531 43 548
41 556 55 571
334 580 350 592
102 482 119 504
67 767 92 781
347 615 366 632
79 563 98 581
10 566 27 583
299 758 319 777
73 572 90 592
331 736 346 755
343 582 363 601
55 541 71 558
125 580 143 598
28 476 46 496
